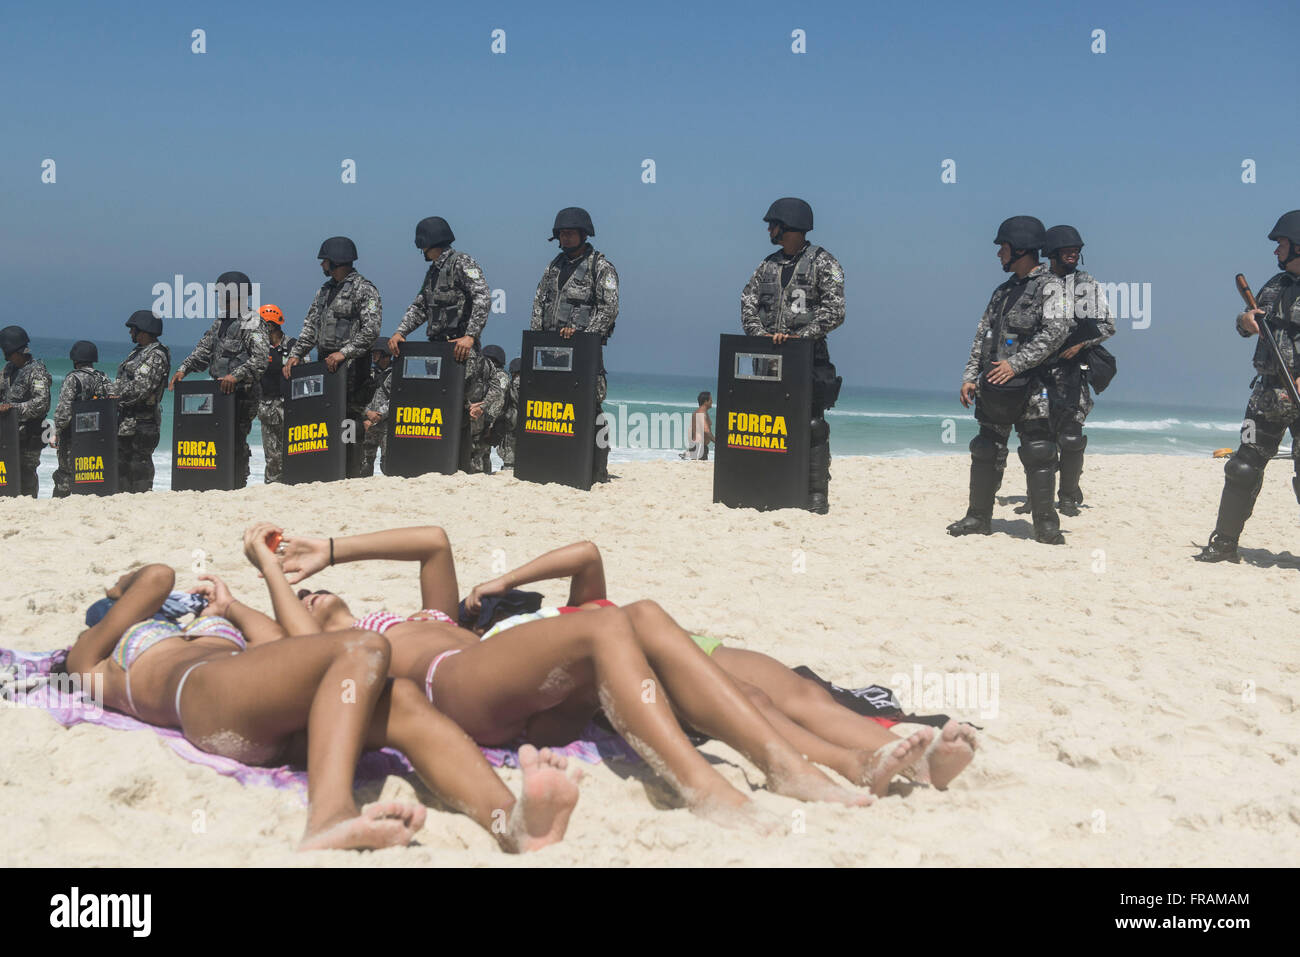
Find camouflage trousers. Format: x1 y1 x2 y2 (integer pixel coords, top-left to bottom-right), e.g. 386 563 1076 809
460 414 494 474
257 398 285 484
1235 377 1300 465
15 444 42 498
53 431 75 498
496 417 516 466
233 391 257 489
117 427 160 494
361 422 387 477
1042 362 1094 431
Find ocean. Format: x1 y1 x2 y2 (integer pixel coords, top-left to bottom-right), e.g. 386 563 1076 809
15 337 1252 498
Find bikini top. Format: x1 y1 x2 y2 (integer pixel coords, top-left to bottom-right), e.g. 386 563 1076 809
112 615 246 671
352 608 457 635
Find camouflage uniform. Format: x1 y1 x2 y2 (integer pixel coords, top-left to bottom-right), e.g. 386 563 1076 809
108 341 171 493
1206 271 1300 547
496 372 520 467
394 248 491 344
256 335 295 484
360 360 393 477
52 366 111 497
741 242 846 508
461 353 506 474
954 262 1074 539
290 270 383 478
531 243 619 478
1 352 53 497
177 312 270 488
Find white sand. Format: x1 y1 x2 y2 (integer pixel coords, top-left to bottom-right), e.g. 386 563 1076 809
1 455 1297 866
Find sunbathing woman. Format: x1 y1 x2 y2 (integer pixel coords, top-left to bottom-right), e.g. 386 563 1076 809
461 542 978 794
272 525 874 827
63 524 581 854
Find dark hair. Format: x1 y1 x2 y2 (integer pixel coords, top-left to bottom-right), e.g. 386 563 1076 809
697 391 711 406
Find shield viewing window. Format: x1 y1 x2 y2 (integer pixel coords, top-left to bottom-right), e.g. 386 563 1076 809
403 357 442 379
181 394 214 414
74 412 100 432
735 353 782 381
532 346 574 372
291 375 325 400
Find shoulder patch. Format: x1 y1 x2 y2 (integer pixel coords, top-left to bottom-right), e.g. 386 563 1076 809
828 264 843 282
603 273 618 290
464 266 481 280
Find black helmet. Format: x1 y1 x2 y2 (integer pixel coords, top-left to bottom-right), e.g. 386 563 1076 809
125 310 164 337
369 337 391 357
550 207 595 241
0 325 30 357
415 216 455 250
1042 225 1085 256
69 340 99 364
507 358 521 375
994 216 1046 252
482 344 506 367
764 197 814 233
318 236 358 265
1268 210 1300 245
215 270 252 289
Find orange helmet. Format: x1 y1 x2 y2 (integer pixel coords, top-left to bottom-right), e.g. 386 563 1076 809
259 304 284 325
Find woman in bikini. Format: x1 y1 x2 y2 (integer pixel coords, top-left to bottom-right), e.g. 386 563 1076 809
461 541 978 795
271 524 874 829
63 523 582 854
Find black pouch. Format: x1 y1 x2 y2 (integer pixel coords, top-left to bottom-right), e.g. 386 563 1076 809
1083 345 1117 393
975 376 1031 425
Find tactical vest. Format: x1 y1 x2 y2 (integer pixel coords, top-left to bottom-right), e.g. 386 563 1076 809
422 252 472 339
543 250 604 333
319 273 368 351
118 342 171 425
755 245 824 335
979 272 1047 370
209 315 254 379
67 368 111 403
261 336 296 395
3 357 51 443
1252 274 1300 378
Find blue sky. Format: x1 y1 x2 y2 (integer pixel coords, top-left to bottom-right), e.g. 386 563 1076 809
2 0 1296 408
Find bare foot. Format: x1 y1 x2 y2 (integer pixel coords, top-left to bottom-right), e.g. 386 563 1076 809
922 720 978 789
688 794 781 835
503 744 583 853
766 762 875 807
299 801 426 852
852 727 935 796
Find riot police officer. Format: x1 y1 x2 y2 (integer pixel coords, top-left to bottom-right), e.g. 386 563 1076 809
256 304 295 484
108 311 171 493
949 216 1073 544
498 356 521 468
740 198 845 513
52 340 111 497
1197 210 1300 562
360 337 393 477
479 344 511 472
531 206 619 482
170 271 270 488
284 236 383 478
0 325 52 497
388 216 491 362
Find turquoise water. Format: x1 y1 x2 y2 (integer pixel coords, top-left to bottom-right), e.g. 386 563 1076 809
18 337 1251 497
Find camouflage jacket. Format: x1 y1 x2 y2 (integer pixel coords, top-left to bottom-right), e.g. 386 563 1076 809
1042 268 1116 355
367 352 506 422
109 341 172 434
963 263 1072 382
504 373 520 423
178 311 270 388
361 364 394 418
395 249 491 343
1239 271 1300 378
740 243 846 339
291 270 383 362
530 245 619 341
54 367 112 433
2 353 53 429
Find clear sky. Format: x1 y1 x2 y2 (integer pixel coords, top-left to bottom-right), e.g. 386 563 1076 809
2 0 1296 408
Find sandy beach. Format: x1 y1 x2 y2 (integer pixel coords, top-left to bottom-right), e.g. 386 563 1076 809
1 454 1297 867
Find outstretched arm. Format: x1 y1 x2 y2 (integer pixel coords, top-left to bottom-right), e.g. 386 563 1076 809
66 564 175 676
190 570 288 647
279 526 458 620
465 541 607 616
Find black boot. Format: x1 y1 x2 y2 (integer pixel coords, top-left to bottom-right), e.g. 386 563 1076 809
1058 448 1084 515
1194 474 1260 563
807 441 830 514
948 459 998 535
1025 465 1065 544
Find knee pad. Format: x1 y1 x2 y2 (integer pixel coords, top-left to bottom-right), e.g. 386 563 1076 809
1018 438 1058 470
810 417 829 445
1225 451 1265 489
1058 429 1087 453
969 433 1001 463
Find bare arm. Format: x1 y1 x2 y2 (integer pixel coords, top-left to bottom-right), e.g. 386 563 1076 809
66 564 175 676
191 571 288 647
465 541 607 615
279 526 459 620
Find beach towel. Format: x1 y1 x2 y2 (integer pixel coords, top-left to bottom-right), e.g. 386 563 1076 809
0 648 640 803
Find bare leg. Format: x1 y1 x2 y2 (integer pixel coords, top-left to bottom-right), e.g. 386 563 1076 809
619 601 872 807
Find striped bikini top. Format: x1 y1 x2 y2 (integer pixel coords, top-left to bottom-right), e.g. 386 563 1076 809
112 615 246 671
352 608 457 635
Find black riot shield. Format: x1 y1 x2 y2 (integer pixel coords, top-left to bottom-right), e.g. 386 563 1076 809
69 398 119 495
713 334 812 510
384 341 466 477
284 360 347 485
0 409 17 498
171 381 237 491
514 331 601 491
